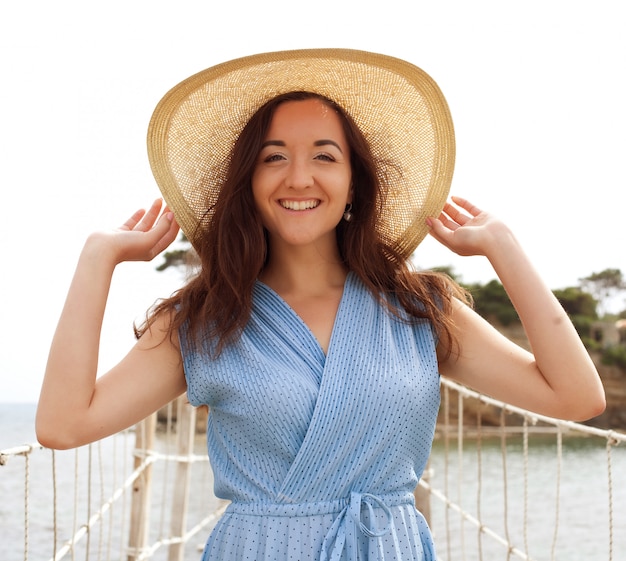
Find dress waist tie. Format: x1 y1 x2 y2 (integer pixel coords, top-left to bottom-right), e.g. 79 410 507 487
320 492 396 561
225 491 413 560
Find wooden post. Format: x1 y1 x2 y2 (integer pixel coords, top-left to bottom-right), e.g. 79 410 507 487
168 397 197 561
128 413 156 561
414 460 432 526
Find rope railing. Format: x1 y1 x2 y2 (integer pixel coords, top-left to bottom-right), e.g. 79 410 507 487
2 389 624 561
49 453 156 561
422 378 626 561
0 401 217 561
1 442 41 561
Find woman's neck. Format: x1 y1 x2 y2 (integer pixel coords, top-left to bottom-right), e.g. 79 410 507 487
259 241 348 297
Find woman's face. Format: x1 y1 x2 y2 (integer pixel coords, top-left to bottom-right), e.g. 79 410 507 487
251 98 352 253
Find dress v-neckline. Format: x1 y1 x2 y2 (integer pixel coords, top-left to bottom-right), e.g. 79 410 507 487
254 272 354 358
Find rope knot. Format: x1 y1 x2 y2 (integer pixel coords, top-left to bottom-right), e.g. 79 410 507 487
320 492 393 560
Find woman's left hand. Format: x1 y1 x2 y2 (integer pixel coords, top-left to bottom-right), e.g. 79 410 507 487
426 196 509 257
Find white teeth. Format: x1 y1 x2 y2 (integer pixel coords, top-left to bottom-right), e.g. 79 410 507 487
280 200 319 211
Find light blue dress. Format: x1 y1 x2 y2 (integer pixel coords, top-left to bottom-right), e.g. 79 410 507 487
181 272 440 560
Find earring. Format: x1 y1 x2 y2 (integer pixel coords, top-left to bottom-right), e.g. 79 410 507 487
343 203 353 222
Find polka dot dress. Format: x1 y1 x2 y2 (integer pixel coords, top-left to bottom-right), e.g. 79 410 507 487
181 272 440 560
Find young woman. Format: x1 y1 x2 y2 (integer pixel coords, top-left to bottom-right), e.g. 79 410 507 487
37 50 605 560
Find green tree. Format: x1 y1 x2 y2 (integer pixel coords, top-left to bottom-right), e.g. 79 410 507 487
579 268 625 317
156 233 197 273
429 266 461 282
465 279 519 326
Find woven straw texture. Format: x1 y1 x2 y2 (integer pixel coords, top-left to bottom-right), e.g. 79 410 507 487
147 49 455 258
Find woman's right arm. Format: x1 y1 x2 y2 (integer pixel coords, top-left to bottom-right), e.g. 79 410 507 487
36 200 184 449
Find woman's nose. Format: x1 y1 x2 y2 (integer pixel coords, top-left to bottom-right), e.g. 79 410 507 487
285 159 313 189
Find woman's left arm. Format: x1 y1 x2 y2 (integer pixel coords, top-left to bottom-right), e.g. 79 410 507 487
428 197 606 421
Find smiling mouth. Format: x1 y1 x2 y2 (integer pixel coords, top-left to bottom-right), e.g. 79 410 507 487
279 200 320 211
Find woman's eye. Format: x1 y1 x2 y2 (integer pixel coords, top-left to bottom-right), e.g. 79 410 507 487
315 153 335 162
263 153 286 163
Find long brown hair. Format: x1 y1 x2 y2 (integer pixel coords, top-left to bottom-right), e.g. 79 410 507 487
139 91 469 356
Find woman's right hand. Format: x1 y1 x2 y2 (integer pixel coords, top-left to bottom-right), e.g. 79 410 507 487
89 199 180 265
37 198 184 449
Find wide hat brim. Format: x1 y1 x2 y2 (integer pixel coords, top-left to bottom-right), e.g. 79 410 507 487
147 48 455 258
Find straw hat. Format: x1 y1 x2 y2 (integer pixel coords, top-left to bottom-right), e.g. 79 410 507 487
147 48 455 258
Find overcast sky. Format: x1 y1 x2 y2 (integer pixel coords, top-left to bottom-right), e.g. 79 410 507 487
1 0 624 403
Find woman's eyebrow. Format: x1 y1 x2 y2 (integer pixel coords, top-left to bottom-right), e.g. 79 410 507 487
314 139 343 153
260 140 286 149
259 139 343 152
